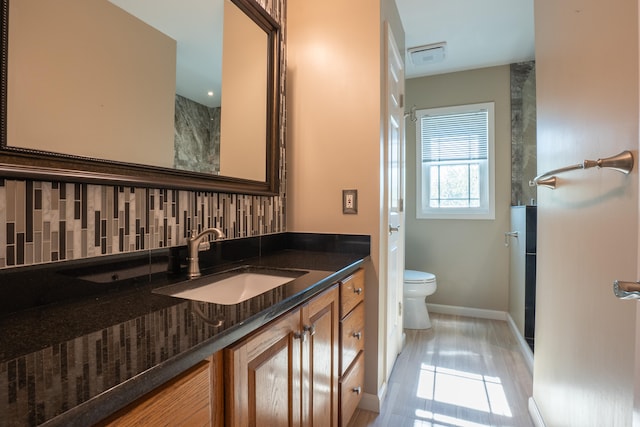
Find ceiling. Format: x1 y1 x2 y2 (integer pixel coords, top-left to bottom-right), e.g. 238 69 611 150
395 0 535 79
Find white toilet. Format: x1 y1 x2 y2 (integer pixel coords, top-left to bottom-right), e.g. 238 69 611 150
403 270 437 329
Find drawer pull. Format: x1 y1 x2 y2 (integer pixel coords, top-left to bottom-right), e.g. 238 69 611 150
352 386 362 395
304 324 316 337
352 331 362 340
353 287 363 295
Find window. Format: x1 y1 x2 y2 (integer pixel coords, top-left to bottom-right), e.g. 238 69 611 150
416 102 495 220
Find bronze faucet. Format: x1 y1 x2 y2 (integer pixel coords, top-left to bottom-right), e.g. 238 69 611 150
187 227 225 278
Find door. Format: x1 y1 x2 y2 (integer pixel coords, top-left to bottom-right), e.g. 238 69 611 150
532 1 638 424
384 21 405 382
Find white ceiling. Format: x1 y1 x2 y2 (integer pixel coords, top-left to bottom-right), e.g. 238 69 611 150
396 0 535 79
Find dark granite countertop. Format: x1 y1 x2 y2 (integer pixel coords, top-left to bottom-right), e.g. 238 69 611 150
0 233 370 427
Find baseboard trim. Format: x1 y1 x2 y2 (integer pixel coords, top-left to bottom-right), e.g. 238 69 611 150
359 381 387 413
427 303 507 321
528 397 546 427
506 313 534 374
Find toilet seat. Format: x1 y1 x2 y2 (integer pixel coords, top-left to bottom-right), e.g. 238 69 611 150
404 269 435 284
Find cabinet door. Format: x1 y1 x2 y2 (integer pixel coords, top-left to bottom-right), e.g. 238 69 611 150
97 360 211 427
210 351 225 427
302 285 339 427
225 309 302 427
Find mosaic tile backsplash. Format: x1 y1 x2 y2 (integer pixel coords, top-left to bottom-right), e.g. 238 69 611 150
0 179 285 269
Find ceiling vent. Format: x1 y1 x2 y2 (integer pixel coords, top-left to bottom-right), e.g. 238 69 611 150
408 42 447 66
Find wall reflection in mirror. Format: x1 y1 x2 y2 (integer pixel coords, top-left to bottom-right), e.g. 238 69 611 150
5 0 271 183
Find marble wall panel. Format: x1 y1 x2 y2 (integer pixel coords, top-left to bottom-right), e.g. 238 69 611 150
511 61 537 206
174 95 221 174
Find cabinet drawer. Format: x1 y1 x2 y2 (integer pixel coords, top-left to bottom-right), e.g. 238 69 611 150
340 269 365 318
340 301 365 376
339 351 364 427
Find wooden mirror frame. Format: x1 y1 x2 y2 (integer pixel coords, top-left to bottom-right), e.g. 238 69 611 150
0 0 281 195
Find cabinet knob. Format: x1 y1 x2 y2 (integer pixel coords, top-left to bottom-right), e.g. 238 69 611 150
293 330 306 342
352 331 362 340
352 386 362 395
304 324 316 337
353 287 363 295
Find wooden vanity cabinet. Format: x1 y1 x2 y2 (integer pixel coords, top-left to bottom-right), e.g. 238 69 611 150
96 269 363 427
224 284 340 427
338 269 365 426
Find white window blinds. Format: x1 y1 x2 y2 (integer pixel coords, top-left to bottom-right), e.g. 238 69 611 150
420 109 489 163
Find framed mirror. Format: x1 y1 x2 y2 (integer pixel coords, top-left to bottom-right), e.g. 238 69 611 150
0 0 281 195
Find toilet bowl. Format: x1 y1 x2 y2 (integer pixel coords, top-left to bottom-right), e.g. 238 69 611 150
403 270 437 329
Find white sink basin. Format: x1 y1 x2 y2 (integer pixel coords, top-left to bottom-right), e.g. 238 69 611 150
156 268 306 305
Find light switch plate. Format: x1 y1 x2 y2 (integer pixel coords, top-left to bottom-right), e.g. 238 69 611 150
343 189 358 214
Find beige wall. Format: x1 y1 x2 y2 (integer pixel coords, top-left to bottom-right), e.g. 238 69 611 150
287 0 404 403
532 0 638 425
7 0 176 168
404 66 511 312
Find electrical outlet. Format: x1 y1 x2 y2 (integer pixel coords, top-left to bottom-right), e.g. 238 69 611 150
342 189 357 214
345 194 354 209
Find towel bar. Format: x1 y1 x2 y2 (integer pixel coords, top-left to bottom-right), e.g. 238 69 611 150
529 150 634 189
